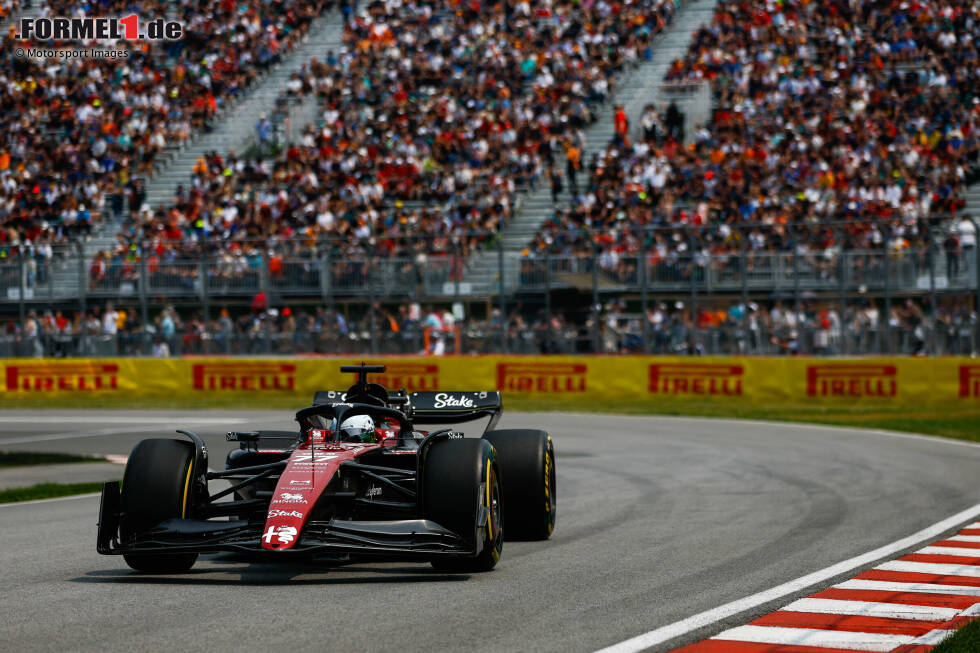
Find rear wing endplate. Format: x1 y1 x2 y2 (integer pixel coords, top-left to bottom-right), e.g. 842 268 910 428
407 391 502 430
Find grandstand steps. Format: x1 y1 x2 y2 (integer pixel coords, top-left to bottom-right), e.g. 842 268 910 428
462 0 719 296
140 10 345 209
28 10 346 300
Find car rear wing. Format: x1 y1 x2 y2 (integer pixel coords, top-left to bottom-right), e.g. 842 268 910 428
407 392 502 431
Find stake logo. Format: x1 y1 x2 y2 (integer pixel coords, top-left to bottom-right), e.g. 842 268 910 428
192 362 296 391
363 363 439 392
806 364 897 397
5 362 118 392
16 15 182 41
959 365 980 398
496 363 587 393
649 364 743 396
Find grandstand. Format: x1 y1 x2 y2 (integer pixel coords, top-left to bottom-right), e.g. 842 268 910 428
1 0 978 358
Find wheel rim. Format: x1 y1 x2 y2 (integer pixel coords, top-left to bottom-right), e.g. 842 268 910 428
489 467 503 557
544 443 556 533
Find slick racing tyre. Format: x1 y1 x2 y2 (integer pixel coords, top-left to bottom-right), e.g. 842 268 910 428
483 429 555 540
120 438 198 573
423 438 503 572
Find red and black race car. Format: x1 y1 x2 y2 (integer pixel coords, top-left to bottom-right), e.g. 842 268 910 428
97 363 556 573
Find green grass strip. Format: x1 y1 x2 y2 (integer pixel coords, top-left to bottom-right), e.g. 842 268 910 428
0 451 101 468
932 618 980 652
0 482 106 504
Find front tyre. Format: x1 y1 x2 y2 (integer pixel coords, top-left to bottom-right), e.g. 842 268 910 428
423 438 503 572
120 438 198 573
483 429 555 540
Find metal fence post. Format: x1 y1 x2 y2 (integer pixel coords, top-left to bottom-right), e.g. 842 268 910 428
200 250 210 327
454 242 461 303
498 238 507 353
792 247 800 315
18 249 26 328
262 249 271 354
969 217 980 354
883 236 891 354
639 243 649 352
927 230 938 354
77 241 87 316
688 230 697 346
592 235 600 353
740 233 748 340
837 230 846 355
139 246 149 344
320 246 330 304
544 248 552 352
369 254 378 355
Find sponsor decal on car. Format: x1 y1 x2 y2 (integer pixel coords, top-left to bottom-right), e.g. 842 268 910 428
310 429 328 444
360 363 439 392
275 492 308 504
288 479 311 485
291 453 340 464
806 364 897 397
365 486 382 498
5 362 118 392
496 363 587 393
268 509 303 519
261 525 298 545
648 364 743 395
191 362 295 391
432 393 475 409
959 365 980 398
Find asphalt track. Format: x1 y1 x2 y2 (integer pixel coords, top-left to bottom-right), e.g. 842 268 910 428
2 410 980 652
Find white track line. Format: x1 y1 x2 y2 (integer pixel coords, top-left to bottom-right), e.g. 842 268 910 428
878 561 980 578
918 546 980 557
593 501 980 653
0 427 164 445
835 579 980 596
780 597 959 621
949 535 980 543
0 492 100 508
908 629 957 646
709 625 911 651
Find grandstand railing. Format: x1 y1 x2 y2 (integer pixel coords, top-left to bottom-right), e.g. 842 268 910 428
1 318 974 358
1 244 976 310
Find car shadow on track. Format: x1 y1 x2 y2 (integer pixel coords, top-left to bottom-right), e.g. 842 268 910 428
73 556 473 585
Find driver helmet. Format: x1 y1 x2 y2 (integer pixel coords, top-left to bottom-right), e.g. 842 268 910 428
340 414 376 443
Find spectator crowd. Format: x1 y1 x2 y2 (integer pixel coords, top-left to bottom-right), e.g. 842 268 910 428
0 0 330 267
95 0 678 273
528 0 980 283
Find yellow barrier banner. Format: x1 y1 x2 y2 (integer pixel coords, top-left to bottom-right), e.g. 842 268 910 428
0 357 976 407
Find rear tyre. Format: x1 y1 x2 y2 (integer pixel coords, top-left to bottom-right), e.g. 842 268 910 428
483 429 555 540
423 438 503 572
120 439 198 573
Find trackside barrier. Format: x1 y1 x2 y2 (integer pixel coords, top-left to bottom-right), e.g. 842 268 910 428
1 357 978 408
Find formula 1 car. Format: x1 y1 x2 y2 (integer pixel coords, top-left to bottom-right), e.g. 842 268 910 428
97 363 556 573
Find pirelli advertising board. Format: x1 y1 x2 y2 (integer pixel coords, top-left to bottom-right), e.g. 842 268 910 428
0 357 977 407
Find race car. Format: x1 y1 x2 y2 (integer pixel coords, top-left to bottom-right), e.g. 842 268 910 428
97 363 556 573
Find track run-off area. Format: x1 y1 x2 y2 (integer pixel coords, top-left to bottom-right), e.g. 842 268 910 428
2 410 980 652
